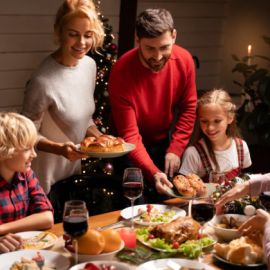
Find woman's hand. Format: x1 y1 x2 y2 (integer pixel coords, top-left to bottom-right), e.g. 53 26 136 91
215 181 251 214
0 233 22 253
238 209 270 234
60 142 89 161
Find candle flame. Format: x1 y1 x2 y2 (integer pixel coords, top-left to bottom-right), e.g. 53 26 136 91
248 45 252 53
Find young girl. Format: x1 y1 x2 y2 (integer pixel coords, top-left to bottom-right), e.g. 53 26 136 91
0 113 53 253
21 0 104 194
180 89 252 182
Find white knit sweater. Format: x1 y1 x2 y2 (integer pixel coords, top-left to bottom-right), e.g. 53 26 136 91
22 55 96 194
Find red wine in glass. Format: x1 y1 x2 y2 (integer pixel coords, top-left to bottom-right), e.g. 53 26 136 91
191 203 215 225
63 200 88 265
122 168 143 229
191 195 215 263
123 182 143 200
63 215 88 238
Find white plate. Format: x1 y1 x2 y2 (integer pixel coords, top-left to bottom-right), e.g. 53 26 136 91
213 244 266 267
121 204 186 226
167 183 216 200
135 258 215 270
69 260 132 270
75 142 136 158
0 250 70 270
137 229 218 252
15 231 58 250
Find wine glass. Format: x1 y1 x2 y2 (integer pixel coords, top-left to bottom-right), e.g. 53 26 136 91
63 200 88 265
122 168 144 229
259 181 270 211
191 193 215 263
209 171 229 186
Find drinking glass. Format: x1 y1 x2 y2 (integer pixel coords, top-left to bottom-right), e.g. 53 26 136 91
191 193 215 263
259 181 270 211
122 168 143 229
63 200 88 265
209 171 229 186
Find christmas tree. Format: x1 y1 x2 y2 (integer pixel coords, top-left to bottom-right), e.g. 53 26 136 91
81 0 118 175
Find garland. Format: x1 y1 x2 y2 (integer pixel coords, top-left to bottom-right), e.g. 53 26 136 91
212 174 260 214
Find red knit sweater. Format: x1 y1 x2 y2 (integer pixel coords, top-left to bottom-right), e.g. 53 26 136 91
109 45 197 184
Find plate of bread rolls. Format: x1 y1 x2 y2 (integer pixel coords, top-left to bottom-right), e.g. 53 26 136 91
213 231 266 266
166 174 216 200
76 134 136 158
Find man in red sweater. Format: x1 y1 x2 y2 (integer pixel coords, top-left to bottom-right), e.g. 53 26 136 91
109 8 197 203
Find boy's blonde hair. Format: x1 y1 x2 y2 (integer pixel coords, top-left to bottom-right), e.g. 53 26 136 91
195 89 242 172
54 0 104 53
0 113 37 160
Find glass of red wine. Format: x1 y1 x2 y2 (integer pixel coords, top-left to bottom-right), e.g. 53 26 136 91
123 168 143 229
63 200 88 265
259 181 270 211
191 193 215 263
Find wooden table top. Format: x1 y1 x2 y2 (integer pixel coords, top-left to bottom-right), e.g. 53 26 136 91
48 198 267 270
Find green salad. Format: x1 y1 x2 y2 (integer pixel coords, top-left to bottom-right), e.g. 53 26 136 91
135 210 176 223
136 227 215 258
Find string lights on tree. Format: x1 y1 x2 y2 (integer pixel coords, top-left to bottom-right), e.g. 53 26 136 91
81 0 117 175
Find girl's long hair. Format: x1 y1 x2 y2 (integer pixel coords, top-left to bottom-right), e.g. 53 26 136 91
195 89 242 172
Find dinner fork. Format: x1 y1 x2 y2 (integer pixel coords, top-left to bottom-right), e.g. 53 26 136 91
23 232 48 244
36 257 45 270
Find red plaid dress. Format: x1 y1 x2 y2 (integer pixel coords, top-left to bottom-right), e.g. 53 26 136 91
0 169 53 225
193 138 244 183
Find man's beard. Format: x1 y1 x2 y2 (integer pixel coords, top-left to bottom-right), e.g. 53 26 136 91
140 48 170 72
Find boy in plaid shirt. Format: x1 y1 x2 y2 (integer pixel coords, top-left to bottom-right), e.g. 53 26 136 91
0 113 53 253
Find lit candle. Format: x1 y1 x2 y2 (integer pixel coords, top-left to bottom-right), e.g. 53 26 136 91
248 45 252 66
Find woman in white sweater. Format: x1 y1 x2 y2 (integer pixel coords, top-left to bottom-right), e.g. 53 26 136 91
22 0 104 194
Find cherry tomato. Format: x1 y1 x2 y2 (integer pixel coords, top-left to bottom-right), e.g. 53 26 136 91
66 244 75 253
147 235 155 240
146 204 151 208
84 263 102 270
108 266 116 270
172 242 179 249
100 264 108 270
63 234 71 241
197 233 206 239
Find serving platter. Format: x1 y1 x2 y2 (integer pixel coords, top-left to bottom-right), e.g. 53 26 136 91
75 142 136 158
121 204 186 226
137 229 218 253
167 183 216 200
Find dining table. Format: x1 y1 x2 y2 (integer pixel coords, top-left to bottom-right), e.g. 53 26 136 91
47 197 267 270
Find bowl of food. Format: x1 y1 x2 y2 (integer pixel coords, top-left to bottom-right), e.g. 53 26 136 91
69 261 132 270
208 214 250 242
64 228 125 263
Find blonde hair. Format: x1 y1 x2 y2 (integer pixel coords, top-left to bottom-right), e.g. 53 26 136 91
195 89 242 172
0 113 37 160
54 0 104 53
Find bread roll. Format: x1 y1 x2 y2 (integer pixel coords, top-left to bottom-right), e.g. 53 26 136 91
80 135 125 153
173 175 196 197
186 174 207 197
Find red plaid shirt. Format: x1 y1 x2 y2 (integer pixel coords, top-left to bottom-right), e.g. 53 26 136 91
0 169 53 225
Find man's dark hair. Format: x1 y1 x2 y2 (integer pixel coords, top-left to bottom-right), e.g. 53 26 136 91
135 8 174 40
